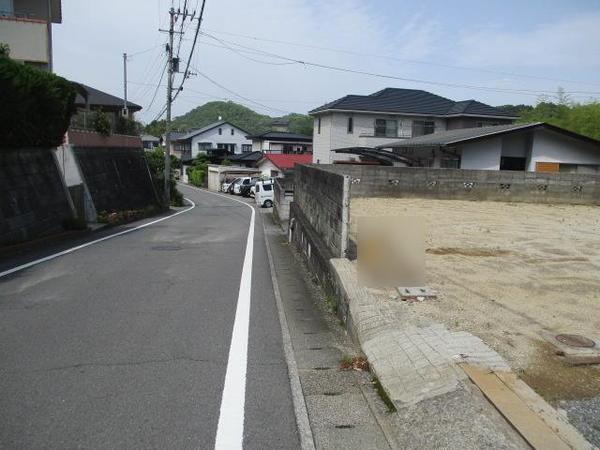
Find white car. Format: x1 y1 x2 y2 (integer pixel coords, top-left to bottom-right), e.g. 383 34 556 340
255 180 274 208
233 177 256 195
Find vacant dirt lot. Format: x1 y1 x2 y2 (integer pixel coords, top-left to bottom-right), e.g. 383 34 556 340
350 197 600 403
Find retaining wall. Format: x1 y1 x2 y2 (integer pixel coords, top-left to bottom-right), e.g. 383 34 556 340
293 165 349 258
321 164 600 204
73 147 159 213
0 148 73 246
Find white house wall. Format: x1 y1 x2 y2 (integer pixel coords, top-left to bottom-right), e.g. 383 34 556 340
500 133 529 158
257 159 279 177
312 112 446 163
460 137 502 170
190 125 252 159
528 129 600 170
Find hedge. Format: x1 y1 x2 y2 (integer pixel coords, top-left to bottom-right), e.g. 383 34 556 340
0 54 76 148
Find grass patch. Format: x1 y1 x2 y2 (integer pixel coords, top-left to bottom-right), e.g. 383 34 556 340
372 376 397 413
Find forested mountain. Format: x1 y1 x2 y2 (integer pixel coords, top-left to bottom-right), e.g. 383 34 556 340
144 101 313 137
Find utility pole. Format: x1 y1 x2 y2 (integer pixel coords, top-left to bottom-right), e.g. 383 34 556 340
122 53 129 117
163 7 176 207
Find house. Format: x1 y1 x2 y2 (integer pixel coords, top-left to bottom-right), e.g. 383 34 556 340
0 0 61 71
309 88 518 164
141 134 160 151
247 131 313 154
365 122 600 172
256 153 313 178
171 120 253 162
70 83 142 132
228 151 264 168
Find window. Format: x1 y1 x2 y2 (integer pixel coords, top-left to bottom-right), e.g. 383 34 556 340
197 142 211 153
271 170 280 177
263 183 273 191
231 128 235 135
241 144 252 153
347 117 353 134
412 120 435 137
374 119 397 137
500 157 527 171
218 128 222 135
317 117 321 134
0 0 14 15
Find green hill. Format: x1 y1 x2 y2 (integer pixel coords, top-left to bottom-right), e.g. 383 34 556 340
144 101 313 137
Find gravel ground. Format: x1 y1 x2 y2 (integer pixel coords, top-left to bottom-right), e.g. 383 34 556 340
562 398 600 448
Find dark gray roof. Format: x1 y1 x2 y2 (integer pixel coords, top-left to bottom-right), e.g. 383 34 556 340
377 122 600 148
229 151 263 162
74 83 142 111
310 88 517 118
247 131 312 142
176 120 251 141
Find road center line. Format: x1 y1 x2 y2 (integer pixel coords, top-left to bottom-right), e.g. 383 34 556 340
182 186 256 449
0 199 196 279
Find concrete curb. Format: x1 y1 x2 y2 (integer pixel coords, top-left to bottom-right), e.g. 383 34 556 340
262 219 316 450
329 258 510 407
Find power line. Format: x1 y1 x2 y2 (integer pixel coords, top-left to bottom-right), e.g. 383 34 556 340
190 65 292 114
202 28 600 89
199 32 600 98
146 60 169 111
171 0 207 103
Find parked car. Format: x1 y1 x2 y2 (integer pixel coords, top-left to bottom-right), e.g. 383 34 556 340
255 179 274 208
240 183 253 197
227 177 243 194
222 178 239 193
233 177 259 195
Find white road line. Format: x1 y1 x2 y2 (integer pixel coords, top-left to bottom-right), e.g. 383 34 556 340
180 185 256 450
0 199 196 279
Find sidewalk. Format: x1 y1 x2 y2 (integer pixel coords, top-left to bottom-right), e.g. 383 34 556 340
262 210 397 449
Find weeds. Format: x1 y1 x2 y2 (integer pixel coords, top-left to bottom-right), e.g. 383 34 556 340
372 376 397 413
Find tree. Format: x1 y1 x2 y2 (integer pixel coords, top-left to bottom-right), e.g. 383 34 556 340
146 147 183 206
0 50 76 148
92 109 112 136
188 154 210 187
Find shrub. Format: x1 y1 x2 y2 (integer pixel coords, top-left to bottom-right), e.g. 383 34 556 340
0 51 76 148
145 147 183 206
92 109 112 136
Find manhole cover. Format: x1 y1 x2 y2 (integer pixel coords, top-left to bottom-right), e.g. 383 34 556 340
555 334 596 348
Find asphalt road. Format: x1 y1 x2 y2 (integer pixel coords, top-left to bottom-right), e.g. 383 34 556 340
0 185 300 449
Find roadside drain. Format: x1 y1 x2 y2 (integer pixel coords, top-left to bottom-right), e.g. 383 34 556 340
313 367 331 371
151 245 182 251
323 392 343 396
309 347 323 350
335 425 355 429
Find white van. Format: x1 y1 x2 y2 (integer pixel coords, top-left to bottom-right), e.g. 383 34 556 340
255 180 274 208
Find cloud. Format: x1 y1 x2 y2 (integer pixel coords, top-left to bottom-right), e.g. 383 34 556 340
456 13 600 69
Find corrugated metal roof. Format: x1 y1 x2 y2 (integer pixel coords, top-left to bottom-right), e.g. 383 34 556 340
310 88 517 118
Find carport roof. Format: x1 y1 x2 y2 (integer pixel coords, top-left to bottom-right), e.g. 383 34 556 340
377 122 600 148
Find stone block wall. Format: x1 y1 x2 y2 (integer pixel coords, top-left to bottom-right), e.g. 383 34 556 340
0 148 73 246
73 147 159 213
321 164 600 205
293 164 347 257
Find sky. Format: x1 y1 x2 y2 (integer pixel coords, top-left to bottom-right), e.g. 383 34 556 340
53 0 600 123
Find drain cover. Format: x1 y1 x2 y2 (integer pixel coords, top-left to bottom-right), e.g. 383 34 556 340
555 334 596 348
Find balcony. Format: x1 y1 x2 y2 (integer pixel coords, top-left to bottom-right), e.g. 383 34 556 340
0 15 49 65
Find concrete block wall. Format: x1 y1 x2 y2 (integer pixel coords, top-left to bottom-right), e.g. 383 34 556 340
0 148 74 246
293 164 346 257
73 147 159 213
320 164 600 205
273 176 294 222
